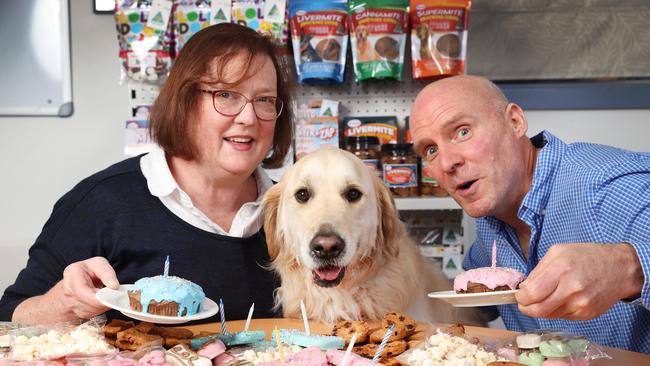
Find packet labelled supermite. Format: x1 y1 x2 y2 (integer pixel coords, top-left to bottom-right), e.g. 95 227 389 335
410 0 471 79
289 0 348 83
342 116 398 145
348 0 409 81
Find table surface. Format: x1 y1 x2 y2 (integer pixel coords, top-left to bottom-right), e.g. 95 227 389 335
183 318 650 366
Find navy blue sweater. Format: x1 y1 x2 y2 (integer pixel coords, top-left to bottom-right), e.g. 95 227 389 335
0 156 278 322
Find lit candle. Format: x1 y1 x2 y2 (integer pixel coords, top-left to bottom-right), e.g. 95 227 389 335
244 303 255 332
300 300 311 335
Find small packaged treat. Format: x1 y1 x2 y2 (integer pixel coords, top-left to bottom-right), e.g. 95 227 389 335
115 0 173 84
172 0 211 57
289 0 349 83
348 0 409 81
492 331 611 365
410 0 471 79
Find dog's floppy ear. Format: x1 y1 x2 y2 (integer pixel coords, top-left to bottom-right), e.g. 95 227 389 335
263 181 284 260
373 176 401 258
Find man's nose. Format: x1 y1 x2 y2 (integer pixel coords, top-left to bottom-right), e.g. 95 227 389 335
437 147 463 173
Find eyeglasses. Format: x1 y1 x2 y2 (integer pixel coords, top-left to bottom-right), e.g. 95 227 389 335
200 89 283 121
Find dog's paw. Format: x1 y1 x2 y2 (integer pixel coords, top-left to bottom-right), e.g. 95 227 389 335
332 320 370 344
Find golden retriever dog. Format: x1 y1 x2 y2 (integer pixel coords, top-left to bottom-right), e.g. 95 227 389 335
354 26 379 62
263 147 488 325
415 24 434 61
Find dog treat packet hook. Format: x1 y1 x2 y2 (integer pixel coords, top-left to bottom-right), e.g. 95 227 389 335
289 0 349 84
409 0 471 79
348 0 410 81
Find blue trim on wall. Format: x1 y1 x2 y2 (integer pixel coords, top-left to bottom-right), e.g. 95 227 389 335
496 80 650 110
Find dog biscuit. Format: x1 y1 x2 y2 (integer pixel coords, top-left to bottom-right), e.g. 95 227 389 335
353 340 407 359
332 320 370 344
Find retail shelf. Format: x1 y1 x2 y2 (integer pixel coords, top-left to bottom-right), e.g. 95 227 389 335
395 197 461 211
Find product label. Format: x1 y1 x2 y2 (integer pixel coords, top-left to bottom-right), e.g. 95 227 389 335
383 163 417 188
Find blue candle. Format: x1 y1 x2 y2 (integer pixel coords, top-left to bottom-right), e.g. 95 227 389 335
372 324 394 364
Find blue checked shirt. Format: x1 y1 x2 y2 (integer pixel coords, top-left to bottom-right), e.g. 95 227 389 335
464 131 650 353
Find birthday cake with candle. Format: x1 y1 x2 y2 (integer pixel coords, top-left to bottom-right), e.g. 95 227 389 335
128 275 205 316
453 241 526 293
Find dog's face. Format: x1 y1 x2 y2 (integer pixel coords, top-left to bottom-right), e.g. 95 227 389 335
355 27 370 43
416 24 430 41
264 147 398 288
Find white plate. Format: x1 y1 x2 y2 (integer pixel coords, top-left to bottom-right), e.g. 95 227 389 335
96 285 218 324
428 290 518 307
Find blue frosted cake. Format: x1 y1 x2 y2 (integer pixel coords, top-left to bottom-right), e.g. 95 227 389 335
127 275 205 317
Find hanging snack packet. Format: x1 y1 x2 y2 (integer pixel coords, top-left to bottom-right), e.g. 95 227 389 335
410 0 471 79
115 0 173 84
289 0 348 83
173 0 211 57
348 0 409 81
232 0 289 47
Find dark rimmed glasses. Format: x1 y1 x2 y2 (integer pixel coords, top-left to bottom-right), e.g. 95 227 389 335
200 89 283 121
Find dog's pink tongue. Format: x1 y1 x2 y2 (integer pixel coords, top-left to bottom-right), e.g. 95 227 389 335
316 267 342 281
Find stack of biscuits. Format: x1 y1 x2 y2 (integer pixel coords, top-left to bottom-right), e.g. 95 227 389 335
331 312 424 366
103 319 198 351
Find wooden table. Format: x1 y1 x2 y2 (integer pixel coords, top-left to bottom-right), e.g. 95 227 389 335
184 319 650 365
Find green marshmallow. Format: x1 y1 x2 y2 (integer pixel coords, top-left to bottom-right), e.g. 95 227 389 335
567 338 589 353
539 339 572 358
519 351 544 366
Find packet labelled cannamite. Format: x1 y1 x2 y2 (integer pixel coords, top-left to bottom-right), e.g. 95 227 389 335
410 0 471 79
289 0 348 83
348 0 409 81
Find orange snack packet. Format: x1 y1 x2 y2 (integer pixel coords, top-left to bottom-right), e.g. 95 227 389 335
410 0 471 79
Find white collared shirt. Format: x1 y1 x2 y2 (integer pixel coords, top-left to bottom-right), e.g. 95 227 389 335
140 145 273 237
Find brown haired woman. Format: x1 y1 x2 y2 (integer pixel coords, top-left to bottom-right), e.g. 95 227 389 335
0 23 293 324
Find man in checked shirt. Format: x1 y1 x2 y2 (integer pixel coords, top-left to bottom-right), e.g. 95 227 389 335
410 75 650 353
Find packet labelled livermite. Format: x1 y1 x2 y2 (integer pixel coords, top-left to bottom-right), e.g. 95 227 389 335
348 0 409 81
410 0 471 79
289 0 348 83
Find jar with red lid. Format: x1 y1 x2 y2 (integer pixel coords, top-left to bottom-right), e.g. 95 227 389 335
381 143 418 197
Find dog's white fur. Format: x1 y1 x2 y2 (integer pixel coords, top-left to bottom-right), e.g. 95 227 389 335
263 147 488 325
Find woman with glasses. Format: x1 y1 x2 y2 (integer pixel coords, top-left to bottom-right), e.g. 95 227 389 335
0 23 293 324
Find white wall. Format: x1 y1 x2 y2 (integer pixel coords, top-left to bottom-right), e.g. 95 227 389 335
0 1 649 296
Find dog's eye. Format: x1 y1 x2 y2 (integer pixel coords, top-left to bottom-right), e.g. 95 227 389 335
295 189 310 203
344 188 362 202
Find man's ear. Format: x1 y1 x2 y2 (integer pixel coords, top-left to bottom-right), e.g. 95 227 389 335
506 102 528 138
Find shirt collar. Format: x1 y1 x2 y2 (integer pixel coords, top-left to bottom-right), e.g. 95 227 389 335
518 131 566 218
140 144 274 200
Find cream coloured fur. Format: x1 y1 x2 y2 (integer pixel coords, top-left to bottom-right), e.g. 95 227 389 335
263 147 488 325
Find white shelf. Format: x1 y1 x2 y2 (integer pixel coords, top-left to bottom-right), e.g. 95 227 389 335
395 197 461 210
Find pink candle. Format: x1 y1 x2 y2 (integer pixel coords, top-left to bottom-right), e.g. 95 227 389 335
491 239 497 270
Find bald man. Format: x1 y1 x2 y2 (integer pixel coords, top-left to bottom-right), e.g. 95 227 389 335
410 75 650 353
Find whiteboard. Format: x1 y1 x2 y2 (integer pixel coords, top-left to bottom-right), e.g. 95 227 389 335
0 0 73 117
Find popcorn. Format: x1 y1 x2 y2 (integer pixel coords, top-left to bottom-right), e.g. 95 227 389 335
11 324 113 361
241 345 302 364
407 330 503 366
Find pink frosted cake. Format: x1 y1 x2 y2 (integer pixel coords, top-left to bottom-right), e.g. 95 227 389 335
454 267 526 293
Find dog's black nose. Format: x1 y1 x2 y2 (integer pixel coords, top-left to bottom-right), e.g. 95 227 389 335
310 234 345 260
